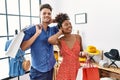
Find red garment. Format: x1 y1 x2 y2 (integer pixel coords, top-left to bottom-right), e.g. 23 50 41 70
56 39 81 80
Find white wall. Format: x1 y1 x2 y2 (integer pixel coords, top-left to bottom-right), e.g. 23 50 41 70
41 0 120 66
41 0 59 18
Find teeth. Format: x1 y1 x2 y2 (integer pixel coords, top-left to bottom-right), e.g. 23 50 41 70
45 18 49 20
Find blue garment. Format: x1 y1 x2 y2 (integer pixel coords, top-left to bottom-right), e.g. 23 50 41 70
23 25 58 72
5 40 25 77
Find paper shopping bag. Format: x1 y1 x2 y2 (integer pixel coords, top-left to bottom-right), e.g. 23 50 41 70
76 67 83 80
6 31 25 58
53 65 59 80
83 67 100 80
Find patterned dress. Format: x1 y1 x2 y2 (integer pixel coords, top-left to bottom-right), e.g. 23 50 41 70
56 39 81 80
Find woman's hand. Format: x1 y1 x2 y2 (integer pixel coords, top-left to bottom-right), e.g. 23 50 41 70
59 28 63 35
80 52 88 57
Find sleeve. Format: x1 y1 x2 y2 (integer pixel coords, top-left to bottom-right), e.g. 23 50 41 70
52 25 59 34
23 25 36 41
5 40 12 51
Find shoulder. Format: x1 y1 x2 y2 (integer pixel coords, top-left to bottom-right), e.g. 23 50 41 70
74 34 81 38
23 25 36 34
49 25 58 30
23 24 35 31
49 25 59 34
74 34 82 42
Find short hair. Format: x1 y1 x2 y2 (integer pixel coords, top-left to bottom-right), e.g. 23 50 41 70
55 13 69 29
40 4 52 11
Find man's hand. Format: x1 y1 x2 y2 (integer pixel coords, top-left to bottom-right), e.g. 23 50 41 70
35 24 42 35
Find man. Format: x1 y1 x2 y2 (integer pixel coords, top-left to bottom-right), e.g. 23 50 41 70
21 4 58 80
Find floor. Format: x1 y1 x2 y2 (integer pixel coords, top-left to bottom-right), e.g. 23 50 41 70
10 73 30 80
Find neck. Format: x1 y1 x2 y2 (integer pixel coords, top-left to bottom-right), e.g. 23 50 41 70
64 34 71 38
41 22 49 31
63 34 75 41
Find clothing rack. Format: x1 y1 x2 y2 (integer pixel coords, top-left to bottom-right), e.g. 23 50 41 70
0 55 30 80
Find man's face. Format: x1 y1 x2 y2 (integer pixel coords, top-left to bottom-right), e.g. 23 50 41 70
40 8 52 23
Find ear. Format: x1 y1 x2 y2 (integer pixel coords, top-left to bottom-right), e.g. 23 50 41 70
60 27 63 30
60 27 64 33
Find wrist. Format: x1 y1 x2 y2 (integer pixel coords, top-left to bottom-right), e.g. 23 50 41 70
35 32 40 36
80 52 82 56
56 31 62 36
58 30 63 34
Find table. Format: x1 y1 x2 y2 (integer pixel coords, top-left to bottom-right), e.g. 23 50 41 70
94 63 120 80
80 63 120 80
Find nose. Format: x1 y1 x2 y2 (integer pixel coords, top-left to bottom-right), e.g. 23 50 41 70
45 13 51 16
68 25 72 28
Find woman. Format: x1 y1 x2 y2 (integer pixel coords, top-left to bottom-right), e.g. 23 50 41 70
48 13 86 80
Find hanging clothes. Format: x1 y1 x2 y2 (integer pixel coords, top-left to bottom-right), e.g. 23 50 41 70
5 40 25 77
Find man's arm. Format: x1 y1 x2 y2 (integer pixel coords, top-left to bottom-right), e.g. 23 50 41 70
21 25 42 51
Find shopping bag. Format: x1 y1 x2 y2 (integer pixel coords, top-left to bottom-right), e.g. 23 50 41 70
5 31 25 58
76 67 83 80
83 63 100 80
53 64 59 80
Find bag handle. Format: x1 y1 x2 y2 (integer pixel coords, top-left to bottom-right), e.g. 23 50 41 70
84 55 94 68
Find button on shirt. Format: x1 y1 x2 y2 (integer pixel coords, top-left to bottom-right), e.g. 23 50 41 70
23 25 58 72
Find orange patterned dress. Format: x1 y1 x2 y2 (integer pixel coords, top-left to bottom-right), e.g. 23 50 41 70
56 39 81 80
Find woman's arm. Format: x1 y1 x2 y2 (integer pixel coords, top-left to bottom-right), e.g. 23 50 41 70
78 34 88 56
76 34 83 51
79 35 83 51
48 29 62 45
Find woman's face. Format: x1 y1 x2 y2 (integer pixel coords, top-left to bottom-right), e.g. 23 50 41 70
61 20 72 34
40 8 52 23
